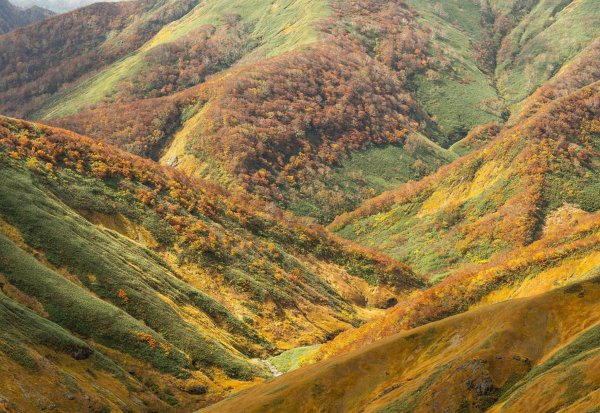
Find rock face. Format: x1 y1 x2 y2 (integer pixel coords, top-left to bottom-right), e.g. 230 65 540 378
0 0 52 34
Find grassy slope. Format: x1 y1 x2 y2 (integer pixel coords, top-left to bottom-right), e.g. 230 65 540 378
0 171 253 378
34 0 330 120
202 277 600 412
317 209 600 360
407 0 506 142
331 82 599 276
0 116 422 409
496 0 600 108
408 0 600 147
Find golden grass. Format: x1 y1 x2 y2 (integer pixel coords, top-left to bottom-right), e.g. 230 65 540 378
201 278 600 412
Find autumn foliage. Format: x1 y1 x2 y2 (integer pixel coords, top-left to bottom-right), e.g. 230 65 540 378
50 0 446 221
0 116 423 301
0 0 200 117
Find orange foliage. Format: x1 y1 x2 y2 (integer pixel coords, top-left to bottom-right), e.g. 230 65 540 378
0 117 423 296
0 0 201 117
117 288 129 304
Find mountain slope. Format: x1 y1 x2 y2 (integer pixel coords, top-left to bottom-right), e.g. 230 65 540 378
306 66 600 365
331 81 599 276
0 0 52 34
0 116 422 410
43 0 457 222
1 0 597 223
203 276 600 412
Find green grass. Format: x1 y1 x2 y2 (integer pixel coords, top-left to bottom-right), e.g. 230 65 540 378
330 134 456 194
34 55 146 119
407 0 506 143
0 232 193 376
407 0 485 39
0 166 257 378
287 134 456 222
0 290 96 370
406 0 600 143
496 0 600 106
35 0 330 119
267 344 321 373
414 71 502 143
146 0 330 58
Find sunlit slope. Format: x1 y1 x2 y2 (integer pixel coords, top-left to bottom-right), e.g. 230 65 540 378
0 116 422 410
32 0 330 120
495 0 600 108
332 82 599 276
203 277 600 413
317 208 600 360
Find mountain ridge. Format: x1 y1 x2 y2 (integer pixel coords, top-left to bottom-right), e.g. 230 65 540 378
0 0 598 411
0 0 52 34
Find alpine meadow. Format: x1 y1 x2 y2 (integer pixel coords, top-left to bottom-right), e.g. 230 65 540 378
0 0 598 412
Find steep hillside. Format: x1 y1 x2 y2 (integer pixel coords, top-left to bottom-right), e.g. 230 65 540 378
203 277 600 412
0 0 52 34
0 116 422 411
311 68 600 366
332 82 599 276
495 0 600 109
1 0 596 223
46 0 457 222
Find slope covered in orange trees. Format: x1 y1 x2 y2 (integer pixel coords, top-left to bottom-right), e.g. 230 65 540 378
0 116 422 410
48 0 453 222
312 78 600 362
332 82 599 275
2 0 594 223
